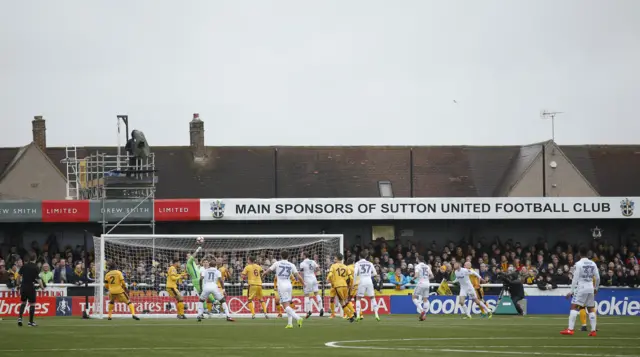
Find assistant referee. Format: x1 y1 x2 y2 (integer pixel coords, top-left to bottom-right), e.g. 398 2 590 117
18 253 44 327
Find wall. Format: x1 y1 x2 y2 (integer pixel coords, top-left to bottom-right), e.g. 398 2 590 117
3 219 638 253
0 145 66 200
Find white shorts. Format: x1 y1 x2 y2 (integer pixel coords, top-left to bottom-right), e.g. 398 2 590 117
572 290 595 308
357 283 375 297
278 283 293 303
303 278 319 294
413 283 430 298
200 284 224 301
459 287 477 300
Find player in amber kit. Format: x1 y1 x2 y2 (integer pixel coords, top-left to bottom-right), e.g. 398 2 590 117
329 253 356 322
167 259 187 319
465 262 490 317
242 256 268 319
346 258 357 319
327 271 343 318
104 263 140 320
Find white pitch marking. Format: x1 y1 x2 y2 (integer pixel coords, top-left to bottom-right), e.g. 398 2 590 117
400 346 639 350
325 338 640 357
0 346 318 353
23 321 636 328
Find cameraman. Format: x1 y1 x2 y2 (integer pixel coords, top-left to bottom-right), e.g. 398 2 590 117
498 268 525 315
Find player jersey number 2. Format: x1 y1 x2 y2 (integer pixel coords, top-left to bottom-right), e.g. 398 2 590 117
278 265 292 278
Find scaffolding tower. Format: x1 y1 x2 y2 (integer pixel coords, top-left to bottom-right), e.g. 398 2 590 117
62 116 157 235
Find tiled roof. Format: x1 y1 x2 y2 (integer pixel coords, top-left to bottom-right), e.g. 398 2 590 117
1 143 639 198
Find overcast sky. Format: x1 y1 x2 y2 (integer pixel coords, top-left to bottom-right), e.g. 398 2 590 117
1 0 639 147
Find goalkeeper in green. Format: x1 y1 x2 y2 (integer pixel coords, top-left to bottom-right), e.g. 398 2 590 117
186 247 218 314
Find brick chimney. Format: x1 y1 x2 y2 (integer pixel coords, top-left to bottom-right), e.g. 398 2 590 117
189 113 205 159
32 115 46 150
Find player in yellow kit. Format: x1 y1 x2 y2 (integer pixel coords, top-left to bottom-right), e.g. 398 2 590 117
216 258 231 291
329 253 356 322
167 259 187 319
327 270 339 318
104 263 140 321
346 258 358 319
242 256 268 319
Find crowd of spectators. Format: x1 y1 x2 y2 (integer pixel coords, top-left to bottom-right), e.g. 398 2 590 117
1 235 639 292
0 237 93 288
344 237 640 289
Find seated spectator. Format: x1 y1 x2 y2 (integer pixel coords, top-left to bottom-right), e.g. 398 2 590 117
555 268 570 285
0 262 10 285
39 263 54 285
602 270 616 286
71 263 86 285
53 258 73 283
626 270 638 287
10 264 19 281
388 267 411 290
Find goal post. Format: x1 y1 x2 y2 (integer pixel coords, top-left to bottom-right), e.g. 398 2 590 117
93 234 343 319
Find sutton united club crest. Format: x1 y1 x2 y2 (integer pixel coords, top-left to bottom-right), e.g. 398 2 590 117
210 200 225 219
620 198 635 217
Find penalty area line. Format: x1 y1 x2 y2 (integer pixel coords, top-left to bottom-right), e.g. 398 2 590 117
325 338 640 357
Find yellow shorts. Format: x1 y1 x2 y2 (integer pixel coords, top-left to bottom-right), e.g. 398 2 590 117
248 285 263 300
475 287 484 299
334 286 349 304
349 285 358 298
167 288 182 300
330 287 337 298
109 292 130 304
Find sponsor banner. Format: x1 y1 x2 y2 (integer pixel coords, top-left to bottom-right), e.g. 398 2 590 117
0 286 67 298
72 295 391 316
200 197 639 220
0 297 56 317
89 200 153 222
0 201 40 222
154 199 201 221
42 200 90 222
390 290 640 316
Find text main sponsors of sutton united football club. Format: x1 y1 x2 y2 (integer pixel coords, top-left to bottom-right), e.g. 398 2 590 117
201 197 637 220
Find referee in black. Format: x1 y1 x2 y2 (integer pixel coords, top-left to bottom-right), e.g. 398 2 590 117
17 253 44 327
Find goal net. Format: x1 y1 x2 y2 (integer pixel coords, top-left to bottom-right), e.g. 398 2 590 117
92 234 343 319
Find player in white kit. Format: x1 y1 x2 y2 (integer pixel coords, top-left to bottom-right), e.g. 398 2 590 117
412 255 434 321
197 259 234 322
453 262 491 319
561 246 600 336
300 252 324 319
263 250 305 329
353 252 380 321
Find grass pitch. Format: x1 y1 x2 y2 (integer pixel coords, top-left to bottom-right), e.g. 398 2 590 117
1 315 638 357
